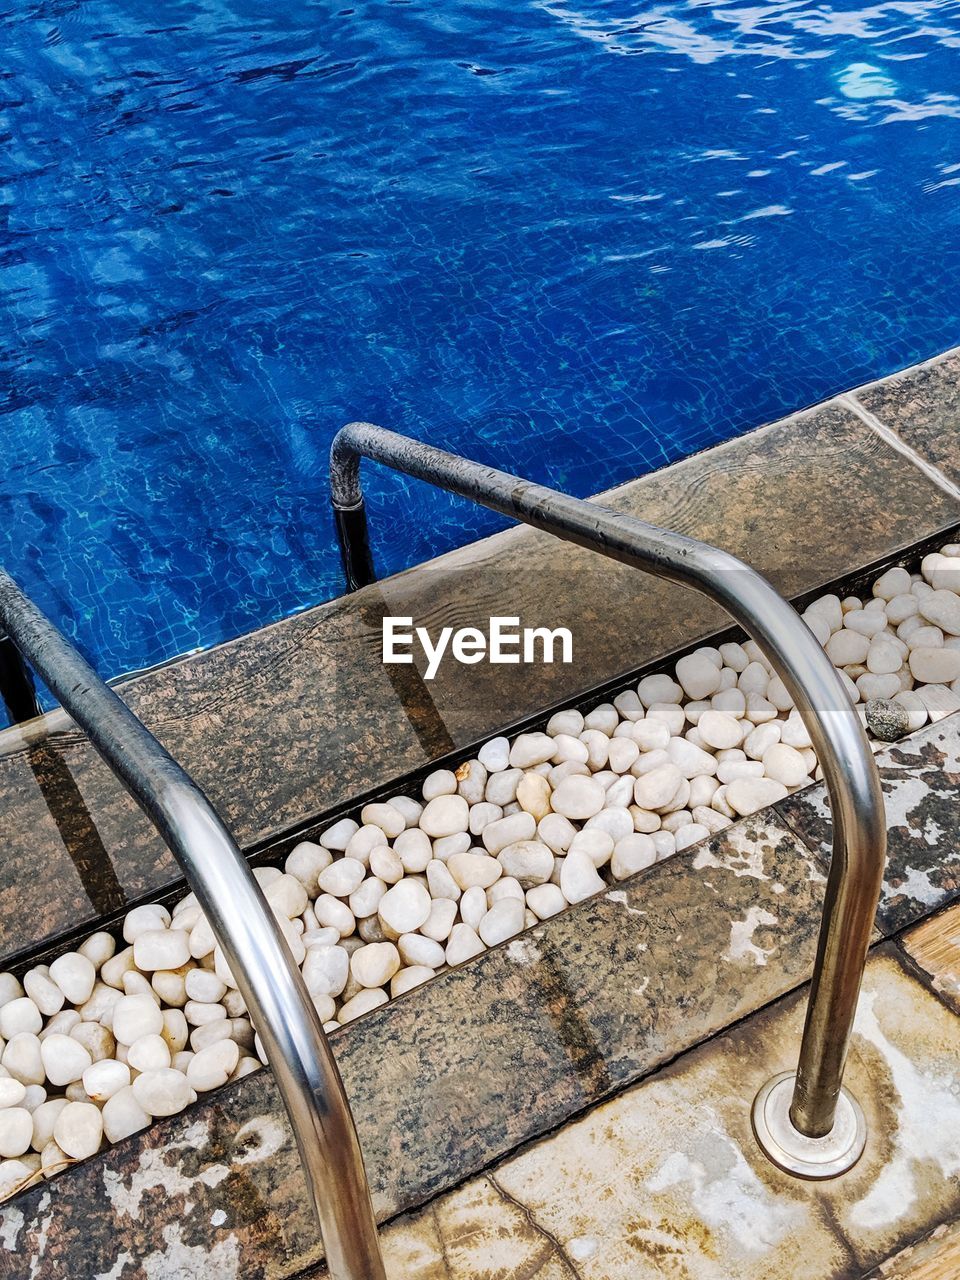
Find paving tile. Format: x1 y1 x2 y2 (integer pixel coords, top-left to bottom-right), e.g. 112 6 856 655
0 817 828 1278
857 350 960 485
776 715 960 935
379 949 960 1280
2 398 957 966
900 902 960 1014
866 1220 960 1279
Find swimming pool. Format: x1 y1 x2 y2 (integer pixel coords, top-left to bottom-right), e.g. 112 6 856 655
3 0 959 691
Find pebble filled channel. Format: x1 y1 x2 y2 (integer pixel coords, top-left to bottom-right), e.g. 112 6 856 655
2 547 960 1201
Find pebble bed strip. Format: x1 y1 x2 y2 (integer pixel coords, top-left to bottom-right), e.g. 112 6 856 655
2 548 960 1203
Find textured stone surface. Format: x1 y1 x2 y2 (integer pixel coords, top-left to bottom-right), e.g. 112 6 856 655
0 397 957 965
866 1220 960 1279
857 349 960 485
901 902 960 1015
375 950 960 1280
0 818 827 1278
777 715 960 935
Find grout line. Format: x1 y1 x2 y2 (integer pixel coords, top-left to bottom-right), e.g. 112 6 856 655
840 392 960 504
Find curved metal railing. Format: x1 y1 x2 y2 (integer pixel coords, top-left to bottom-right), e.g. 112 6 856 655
330 421 887 1178
0 570 385 1280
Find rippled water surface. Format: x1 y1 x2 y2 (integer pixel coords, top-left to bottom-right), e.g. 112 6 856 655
3 0 960 683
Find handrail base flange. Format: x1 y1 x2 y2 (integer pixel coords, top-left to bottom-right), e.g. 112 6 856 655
752 1072 867 1180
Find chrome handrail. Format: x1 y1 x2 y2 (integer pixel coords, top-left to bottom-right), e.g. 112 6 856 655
331 421 887 1179
0 570 385 1280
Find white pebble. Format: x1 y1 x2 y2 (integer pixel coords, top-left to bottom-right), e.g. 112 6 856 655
132 930 190 974
0 999 41 1040
122 904 171 944
338 989 389 1024
39 1034 91 1087
360 802 406 838
186 1040 240 1092
910 647 960 684
131 1069 196 1118
377 879 432 937
102 1087 151 1144
547 709 584 737
2 1034 44 1086
550 774 605 820
525 883 567 919
447 853 502 891
82 1059 131 1103
919 589 960 636
675 823 710 852
482 811 536 854
0 1079 26 1109
23 968 65 1018
666 737 717 780
127 1034 171 1074
675 652 722 700
559 851 605 904
112 995 164 1047
0 1109 32 1158
390 967 435 997
317 858 366 898
569 828 615 868
762 743 809 788
508 732 556 769
633 763 684 812
350 943 401 989
398 934 445 969
478 899 525 946
459 885 488 930
301 946 350 999
485 768 523 806
314 895 356 938
873 566 911 600
421 898 458 942
445 924 486 966
697 710 743 750
419 794 469 837
53 1101 103 1159
285 842 332 895
516 772 553 820
478 736 510 771
636 674 683 706
422 768 458 799
725 777 789 816
345 824 387 863
319 819 358 851
498 841 554 887
611 834 657 879
393 827 433 872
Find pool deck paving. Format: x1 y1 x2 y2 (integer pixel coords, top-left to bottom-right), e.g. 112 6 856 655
4 705 960 1279
1 348 960 966
2 345 960 1277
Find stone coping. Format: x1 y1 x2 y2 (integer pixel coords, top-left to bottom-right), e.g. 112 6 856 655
5 708 960 1278
2 357 960 966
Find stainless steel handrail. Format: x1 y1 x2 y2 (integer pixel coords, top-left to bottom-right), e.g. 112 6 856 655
0 570 385 1280
330 421 887 1178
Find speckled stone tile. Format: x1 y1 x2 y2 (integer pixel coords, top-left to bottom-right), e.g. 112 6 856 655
0 817 828 1279
1 397 957 967
900 902 960 1015
377 949 960 1280
857 349 960 485
776 715 960 935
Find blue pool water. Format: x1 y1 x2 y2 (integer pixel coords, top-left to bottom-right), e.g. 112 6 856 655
3 0 960 689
